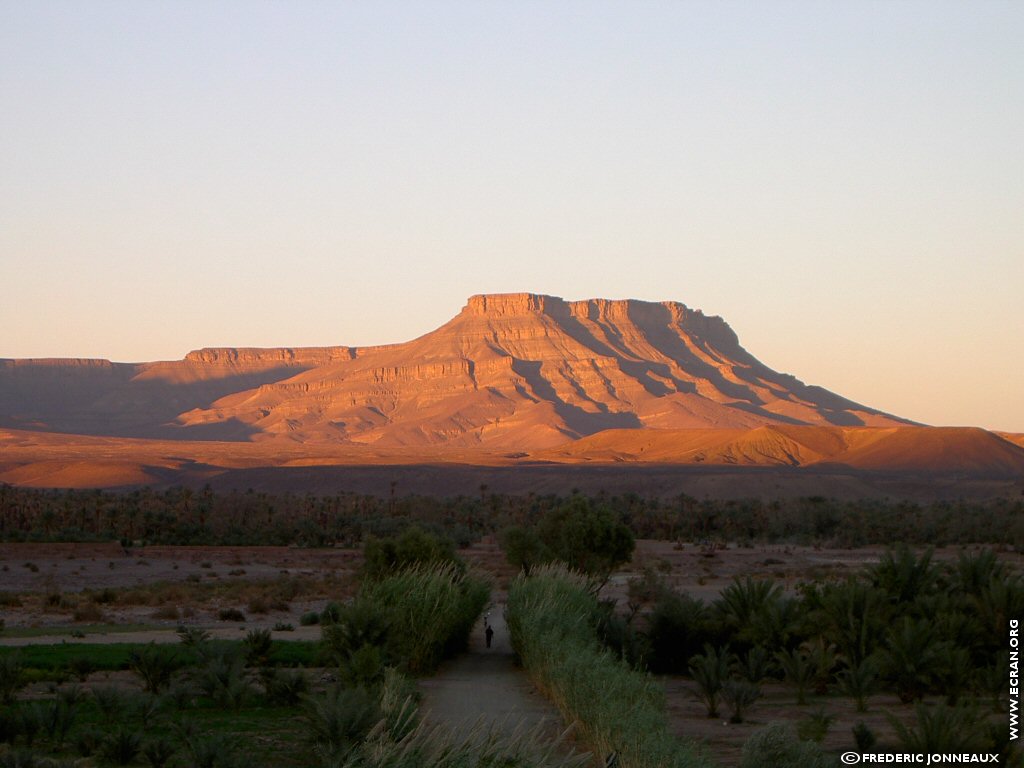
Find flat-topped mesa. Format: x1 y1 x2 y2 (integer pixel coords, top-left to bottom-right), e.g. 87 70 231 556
462 293 742 353
183 347 355 366
0 357 119 369
0 292 912 446
463 293 555 316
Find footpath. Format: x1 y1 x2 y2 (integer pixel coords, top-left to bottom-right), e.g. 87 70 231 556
418 604 578 753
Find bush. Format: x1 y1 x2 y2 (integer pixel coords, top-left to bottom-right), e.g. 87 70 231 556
218 608 246 622
242 628 273 666
300 611 320 626
143 735 177 768
129 643 180 693
102 727 142 766
739 723 833 768
722 679 761 723
646 590 714 674
689 644 733 718
261 667 309 705
0 653 26 703
195 646 252 710
888 702 988 753
362 525 464 580
304 685 380 761
67 656 95 682
502 496 635 580
852 721 877 752
797 707 835 743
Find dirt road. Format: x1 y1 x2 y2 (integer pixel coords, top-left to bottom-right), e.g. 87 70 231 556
418 605 581 756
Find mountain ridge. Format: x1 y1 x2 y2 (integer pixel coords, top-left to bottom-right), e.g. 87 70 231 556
2 292 912 447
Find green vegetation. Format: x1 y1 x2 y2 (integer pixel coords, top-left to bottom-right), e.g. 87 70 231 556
361 526 463 579
3 484 1022 548
0 640 321 678
501 496 635 580
323 562 489 677
506 564 711 768
0 562 589 767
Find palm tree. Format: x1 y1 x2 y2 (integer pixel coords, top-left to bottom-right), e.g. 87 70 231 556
870 545 940 605
881 616 944 702
715 576 783 646
775 647 814 705
689 644 734 718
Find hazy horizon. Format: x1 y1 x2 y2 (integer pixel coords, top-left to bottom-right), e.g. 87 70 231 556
2 2 1022 432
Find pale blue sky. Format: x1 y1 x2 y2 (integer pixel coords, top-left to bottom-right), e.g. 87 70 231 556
2 1 1022 430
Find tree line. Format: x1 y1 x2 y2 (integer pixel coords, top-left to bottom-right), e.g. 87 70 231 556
0 483 1021 548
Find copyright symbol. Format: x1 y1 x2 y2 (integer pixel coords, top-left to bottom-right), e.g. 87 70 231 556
841 754 861 765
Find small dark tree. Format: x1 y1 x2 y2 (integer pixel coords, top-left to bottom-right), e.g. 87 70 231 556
362 526 463 579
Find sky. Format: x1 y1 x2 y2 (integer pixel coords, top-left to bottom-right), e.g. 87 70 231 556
2 1 1022 432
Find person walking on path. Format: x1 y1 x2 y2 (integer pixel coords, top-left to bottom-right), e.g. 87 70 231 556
485 623 494 649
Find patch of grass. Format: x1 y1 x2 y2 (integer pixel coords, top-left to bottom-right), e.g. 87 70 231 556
0 622 161 638
0 640 320 675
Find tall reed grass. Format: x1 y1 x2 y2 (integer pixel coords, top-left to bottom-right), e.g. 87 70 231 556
336 716 588 768
325 562 489 676
506 565 712 768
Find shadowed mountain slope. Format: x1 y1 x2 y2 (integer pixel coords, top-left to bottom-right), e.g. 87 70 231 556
170 293 909 447
3 294 910 446
536 425 1024 475
2 290 1023 489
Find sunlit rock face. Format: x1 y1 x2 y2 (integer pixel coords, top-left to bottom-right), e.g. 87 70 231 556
163 290 909 450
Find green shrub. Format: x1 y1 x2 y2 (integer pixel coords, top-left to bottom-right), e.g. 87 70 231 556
101 727 142 766
128 643 180 693
143 735 177 768
261 667 309 705
775 647 814 705
0 653 26 703
177 626 211 647
194 646 252 710
722 679 761 723
242 628 273 666
836 656 879 712
92 685 128 718
67 656 95 682
0 708 22 744
852 721 877 752
304 685 380 762
887 702 988 753
645 591 713 674
739 723 833 768
363 525 464 580
796 707 835 743
689 644 733 719
218 608 246 622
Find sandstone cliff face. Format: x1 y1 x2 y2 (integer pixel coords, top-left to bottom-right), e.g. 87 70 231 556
168 293 909 447
0 294 909 445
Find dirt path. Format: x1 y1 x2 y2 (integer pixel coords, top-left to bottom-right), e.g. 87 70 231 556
419 605 579 754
